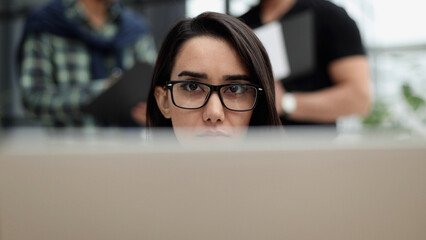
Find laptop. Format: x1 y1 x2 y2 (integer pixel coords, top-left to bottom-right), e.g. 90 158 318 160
1 128 426 240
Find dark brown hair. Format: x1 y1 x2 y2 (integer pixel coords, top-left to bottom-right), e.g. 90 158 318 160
146 12 281 127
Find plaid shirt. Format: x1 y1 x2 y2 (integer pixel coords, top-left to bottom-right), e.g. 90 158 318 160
19 0 157 126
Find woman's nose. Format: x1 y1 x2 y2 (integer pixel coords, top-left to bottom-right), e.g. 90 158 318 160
202 92 225 124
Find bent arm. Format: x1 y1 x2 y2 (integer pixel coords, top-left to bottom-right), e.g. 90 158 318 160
281 55 372 123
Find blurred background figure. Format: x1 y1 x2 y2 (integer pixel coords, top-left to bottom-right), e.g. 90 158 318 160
239 0 371 127
2 0 425 135
17 0 158 127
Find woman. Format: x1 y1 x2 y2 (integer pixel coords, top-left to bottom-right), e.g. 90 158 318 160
146 12 281 142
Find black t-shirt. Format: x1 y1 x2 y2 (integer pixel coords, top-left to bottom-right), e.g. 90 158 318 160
239 0 365 125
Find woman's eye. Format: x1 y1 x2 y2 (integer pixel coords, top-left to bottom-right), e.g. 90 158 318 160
182 82 201 91
226 85 246 94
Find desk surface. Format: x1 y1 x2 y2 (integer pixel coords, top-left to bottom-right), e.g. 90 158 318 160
1 127 426 240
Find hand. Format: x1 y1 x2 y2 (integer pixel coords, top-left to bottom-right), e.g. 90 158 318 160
131 102 147 126
274 80 286 115
103 69 123 90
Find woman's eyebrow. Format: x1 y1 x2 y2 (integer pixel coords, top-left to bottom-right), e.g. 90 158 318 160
223 74 251 81
178 71 208 79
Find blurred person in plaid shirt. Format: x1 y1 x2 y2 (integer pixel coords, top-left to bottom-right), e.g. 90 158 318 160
18 0 157 127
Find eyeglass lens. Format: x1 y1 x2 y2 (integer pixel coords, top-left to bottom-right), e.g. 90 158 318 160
171 81 257 111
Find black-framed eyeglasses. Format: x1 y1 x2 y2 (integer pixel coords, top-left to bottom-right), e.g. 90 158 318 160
165 81 263 112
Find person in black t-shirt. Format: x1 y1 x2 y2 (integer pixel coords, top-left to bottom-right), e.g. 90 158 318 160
239 0 371 126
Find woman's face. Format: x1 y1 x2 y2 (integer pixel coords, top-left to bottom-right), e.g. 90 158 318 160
155 36 253 142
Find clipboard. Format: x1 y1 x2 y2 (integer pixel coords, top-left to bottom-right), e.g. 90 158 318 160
281 10 315 82
253 10 315 82
84 61 154 123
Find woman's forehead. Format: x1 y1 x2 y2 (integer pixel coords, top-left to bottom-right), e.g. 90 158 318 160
171 36 249 80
